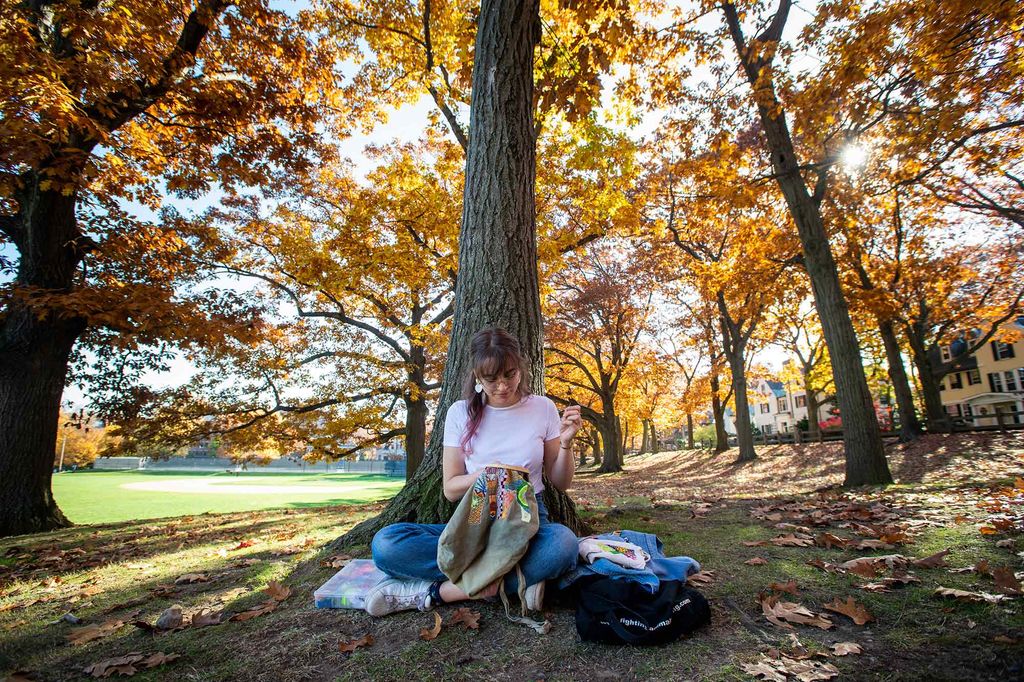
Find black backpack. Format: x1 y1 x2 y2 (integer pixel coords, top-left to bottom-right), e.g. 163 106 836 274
572 576 711 645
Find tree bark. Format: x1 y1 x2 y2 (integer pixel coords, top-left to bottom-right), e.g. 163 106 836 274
686 413 695 449
591 427 602 465
804 379 821 440
639 419 650 454
597 412 622 473
719 305 756 462
905 325 949 432
878 319 923 441
710 373 729 452
650 421 660 454
0 179 88 537
403 343 429 480
338 0 583 545
722 0 891 486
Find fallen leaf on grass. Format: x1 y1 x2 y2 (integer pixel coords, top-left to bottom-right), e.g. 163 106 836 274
173 574 209 585
449 607 481 630
759 594 833 630
771 533 815 547
806 559 841 574
228 558 261 569
686 571 715 586
996 539 1014 549
768 580 800 596
814 533 848 549
741 654 839 682
743 540 771 547
912 549 950 568
338 634 374 653
264 581 291 602
831 642 863 656
933 587 1008 604
859 572 920 592
991 566 1023 595
231 540 255 550
851 539 895 551
67 619 125 645
993 635 1019 644
229 601 278 622
420 611 442 640
150 585 179 598
79 585 103 597
745 557 769 566
322 555 352 569
823 597 874 625
190 608 224 627
83 652 180 678
739 659 787 682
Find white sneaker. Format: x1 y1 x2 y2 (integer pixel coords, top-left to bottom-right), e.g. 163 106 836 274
524 581 545 611
364 578 433 617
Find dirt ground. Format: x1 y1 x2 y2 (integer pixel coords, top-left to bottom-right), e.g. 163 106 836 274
1 432 1022 681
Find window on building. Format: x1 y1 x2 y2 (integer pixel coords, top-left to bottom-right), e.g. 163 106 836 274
763 424 773 435
968 369 981 385
945 404 963 417
795 395 807 408
949 373 963 389
992 341 1016 361
777 397 789 412
760 403 771 414
939 381 945 391
940 345 951 363
1006 371 1019 392
1018 368 1024 389
780 422 788 432
989 372 1004 392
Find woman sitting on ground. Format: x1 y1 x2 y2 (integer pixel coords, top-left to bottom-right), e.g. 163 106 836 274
367 327 582 615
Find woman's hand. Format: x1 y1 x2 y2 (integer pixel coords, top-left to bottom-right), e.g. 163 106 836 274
559 404 582 445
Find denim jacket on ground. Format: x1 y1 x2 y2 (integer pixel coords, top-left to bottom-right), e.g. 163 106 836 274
557 529 701 593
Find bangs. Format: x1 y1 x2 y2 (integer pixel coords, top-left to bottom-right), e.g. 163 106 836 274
475 348 517 377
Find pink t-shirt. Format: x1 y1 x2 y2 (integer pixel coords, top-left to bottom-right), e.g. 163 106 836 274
442 394 562 492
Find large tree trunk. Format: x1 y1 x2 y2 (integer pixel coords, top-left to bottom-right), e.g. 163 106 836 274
639 419 650 454
650 421 660 454
0 182 87 537
591 427 602 465
905 327 948 432
723 0 891 486
878 319 923 441
597 413 622 473
403 395 427 481
338 0 582 545
720 307 756 462
403 344 429 480
710 373 729 453
686 413 695 449
803 378 821 440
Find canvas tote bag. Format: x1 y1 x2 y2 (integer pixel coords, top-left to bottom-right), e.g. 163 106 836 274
437 464 549 632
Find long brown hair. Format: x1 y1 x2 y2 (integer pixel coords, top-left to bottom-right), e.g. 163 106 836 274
459 327 532 453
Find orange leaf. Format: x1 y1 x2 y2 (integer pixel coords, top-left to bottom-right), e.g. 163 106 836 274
420 611 442 640
67 619 124 645
745 557 769 566
823 597 874 625
338 634 374 653
768 580 800 596
449 607 481 630
911 549 950 569
264 581 291 602
992 566 1023 595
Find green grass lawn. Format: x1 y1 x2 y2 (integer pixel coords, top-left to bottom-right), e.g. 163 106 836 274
51 470 405 524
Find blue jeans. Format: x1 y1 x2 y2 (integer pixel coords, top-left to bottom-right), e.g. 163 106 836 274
371 496 579 592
